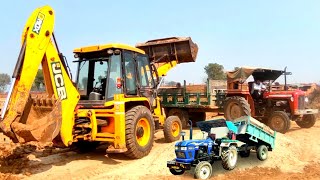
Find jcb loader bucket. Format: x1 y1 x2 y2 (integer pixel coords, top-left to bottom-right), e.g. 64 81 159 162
9 95 62 143
136 37 198 64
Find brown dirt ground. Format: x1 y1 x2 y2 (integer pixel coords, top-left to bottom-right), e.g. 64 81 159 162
0 119 319 180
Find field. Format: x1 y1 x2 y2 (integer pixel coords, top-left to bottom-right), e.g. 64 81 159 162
0 117 319 180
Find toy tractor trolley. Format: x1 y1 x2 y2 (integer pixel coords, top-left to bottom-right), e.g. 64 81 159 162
224 67 318 133
167 116 276 179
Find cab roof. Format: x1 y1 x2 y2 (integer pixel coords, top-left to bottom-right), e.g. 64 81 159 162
73 43 145 54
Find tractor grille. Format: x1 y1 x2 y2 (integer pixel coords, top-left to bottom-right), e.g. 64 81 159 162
176 151 186 159
298 95 305 110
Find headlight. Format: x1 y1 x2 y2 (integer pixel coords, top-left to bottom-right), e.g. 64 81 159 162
305 97 309 103
181 147 187 151
175 146 179 150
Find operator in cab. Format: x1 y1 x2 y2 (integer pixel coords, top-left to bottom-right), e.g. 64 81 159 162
251 79 266 100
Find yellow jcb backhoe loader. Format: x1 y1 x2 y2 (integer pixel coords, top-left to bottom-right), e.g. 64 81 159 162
0 5 198 159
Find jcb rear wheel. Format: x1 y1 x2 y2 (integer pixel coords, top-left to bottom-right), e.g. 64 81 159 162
164 116 182 142
125 105 155 159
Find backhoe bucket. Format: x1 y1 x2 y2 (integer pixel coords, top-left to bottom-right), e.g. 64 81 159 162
10 96 62 143
136 37 198 64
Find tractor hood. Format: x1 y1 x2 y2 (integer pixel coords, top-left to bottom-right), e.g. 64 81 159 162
175 139 213 147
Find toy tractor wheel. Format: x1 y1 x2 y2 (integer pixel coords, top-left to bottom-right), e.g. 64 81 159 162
257 145 268 161
164 116 182 142
125 105 155 159
169 168 185 175
268 111 290 134
194 161 212 179
168 108 189 129
296 114 316 128
221 145 238 170
224 96 251 121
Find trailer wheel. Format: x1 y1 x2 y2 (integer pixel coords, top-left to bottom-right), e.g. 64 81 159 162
168 108 189 129
268 111 290 134
125 105 155 159
296 114 316 128
224 96 251 121
194 161 212 179
257 145 268 161
164 116 182 142
169 168 185 175
221 145 238 170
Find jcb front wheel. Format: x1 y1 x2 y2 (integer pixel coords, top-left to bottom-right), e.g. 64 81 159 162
125 105 155 159
164 116 182 142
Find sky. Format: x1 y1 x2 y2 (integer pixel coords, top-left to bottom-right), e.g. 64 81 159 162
0 0 319 84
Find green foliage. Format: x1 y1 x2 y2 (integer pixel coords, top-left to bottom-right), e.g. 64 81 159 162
0 73 11 92
32 69 44 91
204 63 226 80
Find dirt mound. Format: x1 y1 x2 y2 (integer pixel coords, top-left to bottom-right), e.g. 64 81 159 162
309 88 320 117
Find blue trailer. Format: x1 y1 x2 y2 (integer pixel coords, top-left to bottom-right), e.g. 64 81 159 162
167 116 276 179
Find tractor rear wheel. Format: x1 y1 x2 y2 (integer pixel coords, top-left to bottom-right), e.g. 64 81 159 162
268 111 290 134
296 114 316 128
164 116 182 142
224 96 251 121
168 108 189 128
194 161 212 179
221 145 238 170
125 105 155 159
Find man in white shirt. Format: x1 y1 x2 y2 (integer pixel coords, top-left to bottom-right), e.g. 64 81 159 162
251 80 266 100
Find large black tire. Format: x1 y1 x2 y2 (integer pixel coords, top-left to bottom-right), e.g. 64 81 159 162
224 96 251 121
164 116 182 143
296 114 316 128
221 145 238 170
168 108 189 129
194 161 212 179
268 111 291 134
125 105 155 159
169 168 185 175
74 141 100 153
256 145 268 161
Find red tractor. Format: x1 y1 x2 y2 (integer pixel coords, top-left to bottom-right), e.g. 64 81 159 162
223 67 318 133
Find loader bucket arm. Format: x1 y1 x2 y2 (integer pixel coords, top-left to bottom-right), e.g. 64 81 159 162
136 37 198 77
0 6 79 146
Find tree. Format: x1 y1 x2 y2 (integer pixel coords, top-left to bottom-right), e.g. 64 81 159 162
204 63 226 80
234 67 240 71
32 69 44 91
0 73 11 93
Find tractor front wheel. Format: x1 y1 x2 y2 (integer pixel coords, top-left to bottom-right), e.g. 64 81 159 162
125 105 155 159
296 114 316 128
194 161 212 179
164 116 182 143
169 168 185 175
268 111 290 134
224 96 251 121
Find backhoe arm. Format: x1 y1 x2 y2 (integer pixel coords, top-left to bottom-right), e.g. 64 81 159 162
0 6 79 145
